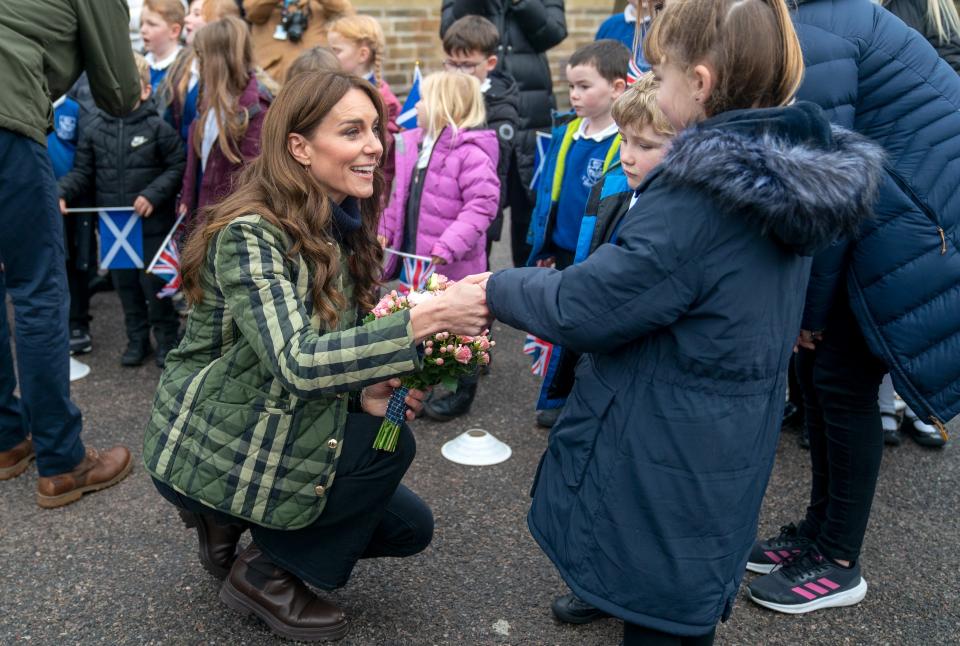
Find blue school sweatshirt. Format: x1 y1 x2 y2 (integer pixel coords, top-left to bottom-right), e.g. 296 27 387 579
551 123 620 252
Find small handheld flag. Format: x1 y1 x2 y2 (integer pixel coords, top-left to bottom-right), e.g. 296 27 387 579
146 212 187 298
522 334 554 377
397 63 422 130
98 209 143 269
400 256 435 292
529 131 553 191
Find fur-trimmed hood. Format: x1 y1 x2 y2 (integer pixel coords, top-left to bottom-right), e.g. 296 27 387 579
655 102 885 256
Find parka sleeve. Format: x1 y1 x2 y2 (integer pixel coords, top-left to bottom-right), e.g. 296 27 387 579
58 128 96 204
214 221 421 398
74 0 140 117
486 193 701 353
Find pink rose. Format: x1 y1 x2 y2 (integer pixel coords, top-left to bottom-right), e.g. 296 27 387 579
435 358 444 366
480 352 490 365
455 345 472 364
424 347 433 356
477 338 491 351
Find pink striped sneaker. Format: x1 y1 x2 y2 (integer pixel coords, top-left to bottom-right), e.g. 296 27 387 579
747 545 867 614
746 523 812 574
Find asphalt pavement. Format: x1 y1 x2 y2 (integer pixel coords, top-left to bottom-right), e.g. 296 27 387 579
1 236 958 645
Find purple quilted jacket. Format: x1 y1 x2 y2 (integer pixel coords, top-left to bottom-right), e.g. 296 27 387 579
380 126 500 281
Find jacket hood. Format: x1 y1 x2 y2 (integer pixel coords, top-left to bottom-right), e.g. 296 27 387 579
655 101 885 255
435 126 501 162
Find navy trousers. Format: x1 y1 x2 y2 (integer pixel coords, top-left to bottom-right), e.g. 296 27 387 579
0 128 85 475
154 413 434 590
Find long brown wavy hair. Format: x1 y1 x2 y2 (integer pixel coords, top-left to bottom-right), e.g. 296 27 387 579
180 71 387 328
193 16 254 164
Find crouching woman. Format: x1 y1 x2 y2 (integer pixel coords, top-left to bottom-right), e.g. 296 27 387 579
142 71 489 642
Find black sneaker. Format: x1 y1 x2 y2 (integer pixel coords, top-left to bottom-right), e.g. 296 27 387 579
69 328 92 355
746 523 812 574
748 545 867 614
551 592 610 625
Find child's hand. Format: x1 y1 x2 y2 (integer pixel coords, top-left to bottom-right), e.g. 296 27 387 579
177 203 188 217
133 195 154 218
536 257 556 269
59 198 68 216
431 255 447 266
377 235 388 248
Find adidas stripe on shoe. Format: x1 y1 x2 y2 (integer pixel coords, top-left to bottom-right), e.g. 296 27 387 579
747 545 868 614
746 523 811 574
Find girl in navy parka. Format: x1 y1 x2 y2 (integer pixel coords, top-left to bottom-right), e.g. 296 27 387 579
483 1 884 643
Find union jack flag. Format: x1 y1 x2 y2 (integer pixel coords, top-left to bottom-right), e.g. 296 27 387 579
400 256 435 292
146 212 187 298
523 334 554 377
627 55 644 85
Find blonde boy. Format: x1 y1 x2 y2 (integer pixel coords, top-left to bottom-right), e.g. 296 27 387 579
140 0 185 89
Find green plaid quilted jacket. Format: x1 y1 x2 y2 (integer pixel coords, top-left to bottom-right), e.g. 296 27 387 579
143 215 420 529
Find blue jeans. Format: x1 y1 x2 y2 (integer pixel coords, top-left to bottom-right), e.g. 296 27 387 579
153 413 433 590
0 129 85 475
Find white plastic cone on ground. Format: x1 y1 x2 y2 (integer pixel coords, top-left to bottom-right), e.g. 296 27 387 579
69 357 90 381
441 428 511 466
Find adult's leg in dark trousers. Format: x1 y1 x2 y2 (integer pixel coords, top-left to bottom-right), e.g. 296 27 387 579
250 413 433 590
112 269 151 346
0 273 28 450
797 294 886 562
507 164 533 268
623 623 716 646
0 129 85 474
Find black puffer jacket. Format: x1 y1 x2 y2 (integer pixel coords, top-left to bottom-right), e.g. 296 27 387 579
485 70 522 240
440 0 566 132
58 96 186 238
884 0 960 73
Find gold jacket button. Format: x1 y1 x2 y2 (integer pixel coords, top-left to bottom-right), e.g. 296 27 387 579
314 484 326 496
327 439 338 449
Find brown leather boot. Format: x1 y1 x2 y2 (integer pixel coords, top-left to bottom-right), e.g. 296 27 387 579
0 437 35 481
219 543 348 642
178 509 246 580
36 446 132 508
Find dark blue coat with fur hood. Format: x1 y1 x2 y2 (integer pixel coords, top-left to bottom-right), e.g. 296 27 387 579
793 0 960 427
487 103 883 635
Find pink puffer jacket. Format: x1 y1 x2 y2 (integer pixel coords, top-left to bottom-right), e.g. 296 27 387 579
380 126 500 281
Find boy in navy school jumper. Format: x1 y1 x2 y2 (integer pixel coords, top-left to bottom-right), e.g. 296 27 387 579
140 0 185 90
526 40 631 270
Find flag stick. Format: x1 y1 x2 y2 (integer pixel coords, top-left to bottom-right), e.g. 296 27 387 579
63 206 136 213
146 211 187 274
383 247 432 263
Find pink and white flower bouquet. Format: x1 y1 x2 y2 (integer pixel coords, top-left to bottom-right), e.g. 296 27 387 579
365 274 494 451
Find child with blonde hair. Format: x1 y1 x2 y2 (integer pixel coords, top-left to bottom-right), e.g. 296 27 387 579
141 0 186 89
178 16 272 226
327 15 401 188
379 71 499 420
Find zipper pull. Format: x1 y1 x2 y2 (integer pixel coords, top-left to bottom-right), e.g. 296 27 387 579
931 416 949 443
937 226 947 255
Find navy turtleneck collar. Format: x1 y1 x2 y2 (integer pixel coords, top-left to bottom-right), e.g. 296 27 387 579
330 196 363 242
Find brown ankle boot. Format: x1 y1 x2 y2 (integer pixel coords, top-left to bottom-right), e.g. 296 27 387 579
178 509 245 580
36 446 132 508
0 437 34 480
219 543 348 642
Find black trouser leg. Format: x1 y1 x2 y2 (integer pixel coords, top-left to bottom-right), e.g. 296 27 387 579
507 164 533 268
623 623 716 646
112 268 150 345
142 270 179 344
795 292 886 562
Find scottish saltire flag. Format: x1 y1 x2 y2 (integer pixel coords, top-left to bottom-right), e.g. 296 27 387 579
397 63 422 130
400 256 435 292
98 209 143 269
529 131 553 191
523 334 554 377
147 212 187 298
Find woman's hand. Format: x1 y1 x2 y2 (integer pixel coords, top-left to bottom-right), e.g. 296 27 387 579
361 378 428 420
409 274 492 342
